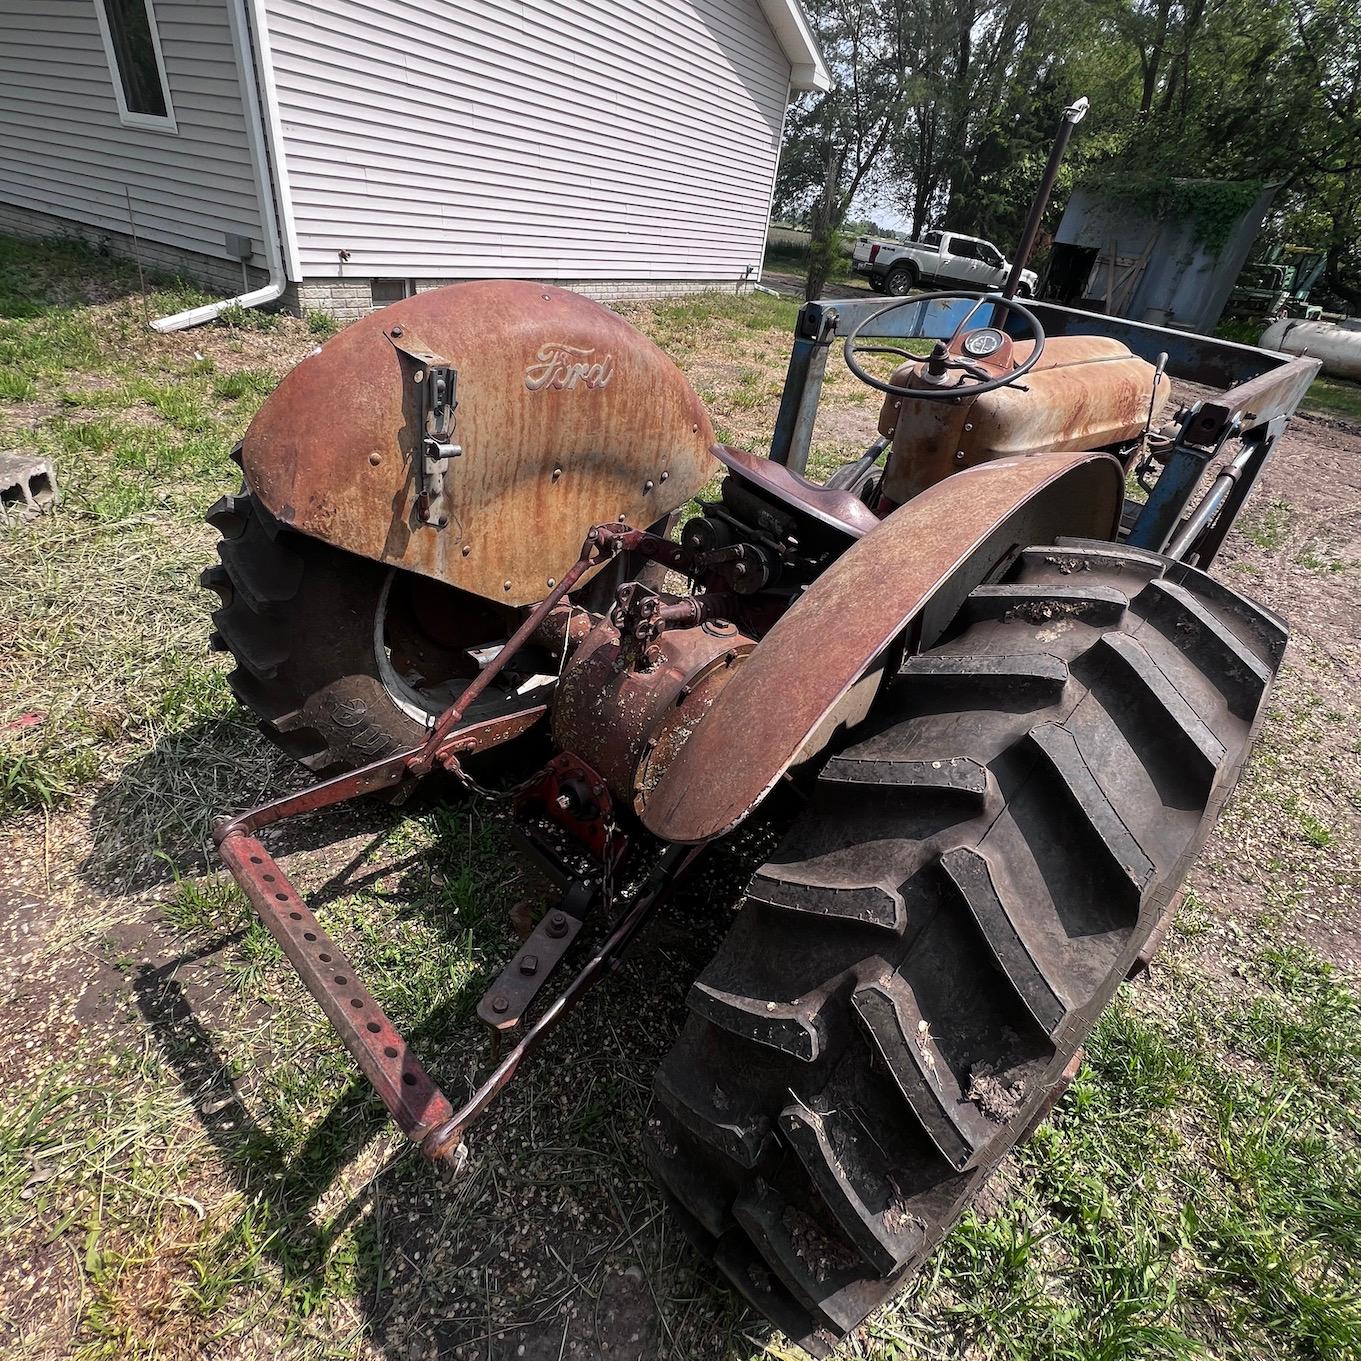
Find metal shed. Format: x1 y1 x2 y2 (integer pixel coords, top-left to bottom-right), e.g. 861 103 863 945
1045 181 1277 334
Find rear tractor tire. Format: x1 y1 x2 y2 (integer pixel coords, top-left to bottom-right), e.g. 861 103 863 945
647 539 1286 1353
201 487 517 776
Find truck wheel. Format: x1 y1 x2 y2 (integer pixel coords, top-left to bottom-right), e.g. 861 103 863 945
1015 280 1033 298
202 486 522 775
647 539 1285 1353
885 264 918 296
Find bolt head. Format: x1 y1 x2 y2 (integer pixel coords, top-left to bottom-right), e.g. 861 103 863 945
461 544 471 556
368 451 382 466
491 995 509 1014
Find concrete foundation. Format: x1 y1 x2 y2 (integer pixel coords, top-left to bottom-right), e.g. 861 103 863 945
0 201 268 296
0 203 747 323
284 275 745 323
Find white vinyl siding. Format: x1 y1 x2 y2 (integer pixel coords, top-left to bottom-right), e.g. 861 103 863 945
0 1 265 268
263 0 791 280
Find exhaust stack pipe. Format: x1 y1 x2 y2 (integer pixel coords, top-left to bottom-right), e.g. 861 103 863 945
1003 96 1089 300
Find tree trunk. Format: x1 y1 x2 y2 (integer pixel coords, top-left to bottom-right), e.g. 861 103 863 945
805 143 846 301
1139 0 1173 114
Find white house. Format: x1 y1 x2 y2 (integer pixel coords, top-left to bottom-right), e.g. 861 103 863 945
0 0 827 324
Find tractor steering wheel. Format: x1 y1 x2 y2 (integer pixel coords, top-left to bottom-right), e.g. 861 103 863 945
843 290 1046 400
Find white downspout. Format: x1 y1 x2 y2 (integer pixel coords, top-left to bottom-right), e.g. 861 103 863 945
151 0 288 331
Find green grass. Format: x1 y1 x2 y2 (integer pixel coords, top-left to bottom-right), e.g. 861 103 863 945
1303 375 1361 424
0 365 36 399
304 309 339 338
914 946 1361 1361
761 238 856 283
216 302 282 331
1239 498 1293 550
0 738 98 817
651 287 802 340
1215 318 1266 346
212 368 276 402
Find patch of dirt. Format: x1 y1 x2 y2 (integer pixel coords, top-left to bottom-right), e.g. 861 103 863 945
967 1061 1028 1122
760 270 873 300
1187 402 1361 971
783 1205 859 1283
0 400 61 437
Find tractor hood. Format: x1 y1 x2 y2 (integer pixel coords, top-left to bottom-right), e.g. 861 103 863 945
240 281 717 606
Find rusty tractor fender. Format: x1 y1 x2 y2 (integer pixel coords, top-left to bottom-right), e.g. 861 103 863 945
641 450 1124 845
240 281 717 607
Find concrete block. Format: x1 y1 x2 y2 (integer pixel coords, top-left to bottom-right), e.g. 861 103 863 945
0 453 59 522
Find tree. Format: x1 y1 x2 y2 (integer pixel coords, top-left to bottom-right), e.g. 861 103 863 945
1285 0 1361 306
774 0 915 298
777 0 1361 310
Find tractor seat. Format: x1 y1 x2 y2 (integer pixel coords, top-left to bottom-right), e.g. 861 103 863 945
711 444 881 538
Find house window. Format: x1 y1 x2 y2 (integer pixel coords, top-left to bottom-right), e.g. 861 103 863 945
94 0 177 131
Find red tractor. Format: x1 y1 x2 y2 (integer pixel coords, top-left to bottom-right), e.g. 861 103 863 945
203 260 1317 1349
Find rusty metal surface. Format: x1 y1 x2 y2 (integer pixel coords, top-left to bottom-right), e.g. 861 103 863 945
881 336 1169 502
209 522 710 1163
642 451 1123 845
215 703 548 843
514 752 628 863
552 617 754 810
242 282 717 606
712 444 882 537
217 821 701 1166
219 831 455 1140
1184 353 1320 442
476 901 585 1033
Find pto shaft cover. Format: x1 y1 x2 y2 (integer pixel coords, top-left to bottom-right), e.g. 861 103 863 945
240 282 717 606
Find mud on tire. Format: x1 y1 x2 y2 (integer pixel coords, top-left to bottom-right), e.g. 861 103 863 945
646 538 1286 1353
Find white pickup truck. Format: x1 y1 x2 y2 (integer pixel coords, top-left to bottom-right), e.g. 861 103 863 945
852 230 1038 297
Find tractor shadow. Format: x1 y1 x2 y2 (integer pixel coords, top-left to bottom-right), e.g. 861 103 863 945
80 710 477 895
117 738 785 1359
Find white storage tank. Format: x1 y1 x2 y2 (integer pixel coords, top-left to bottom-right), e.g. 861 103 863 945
1260 319 1361 381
